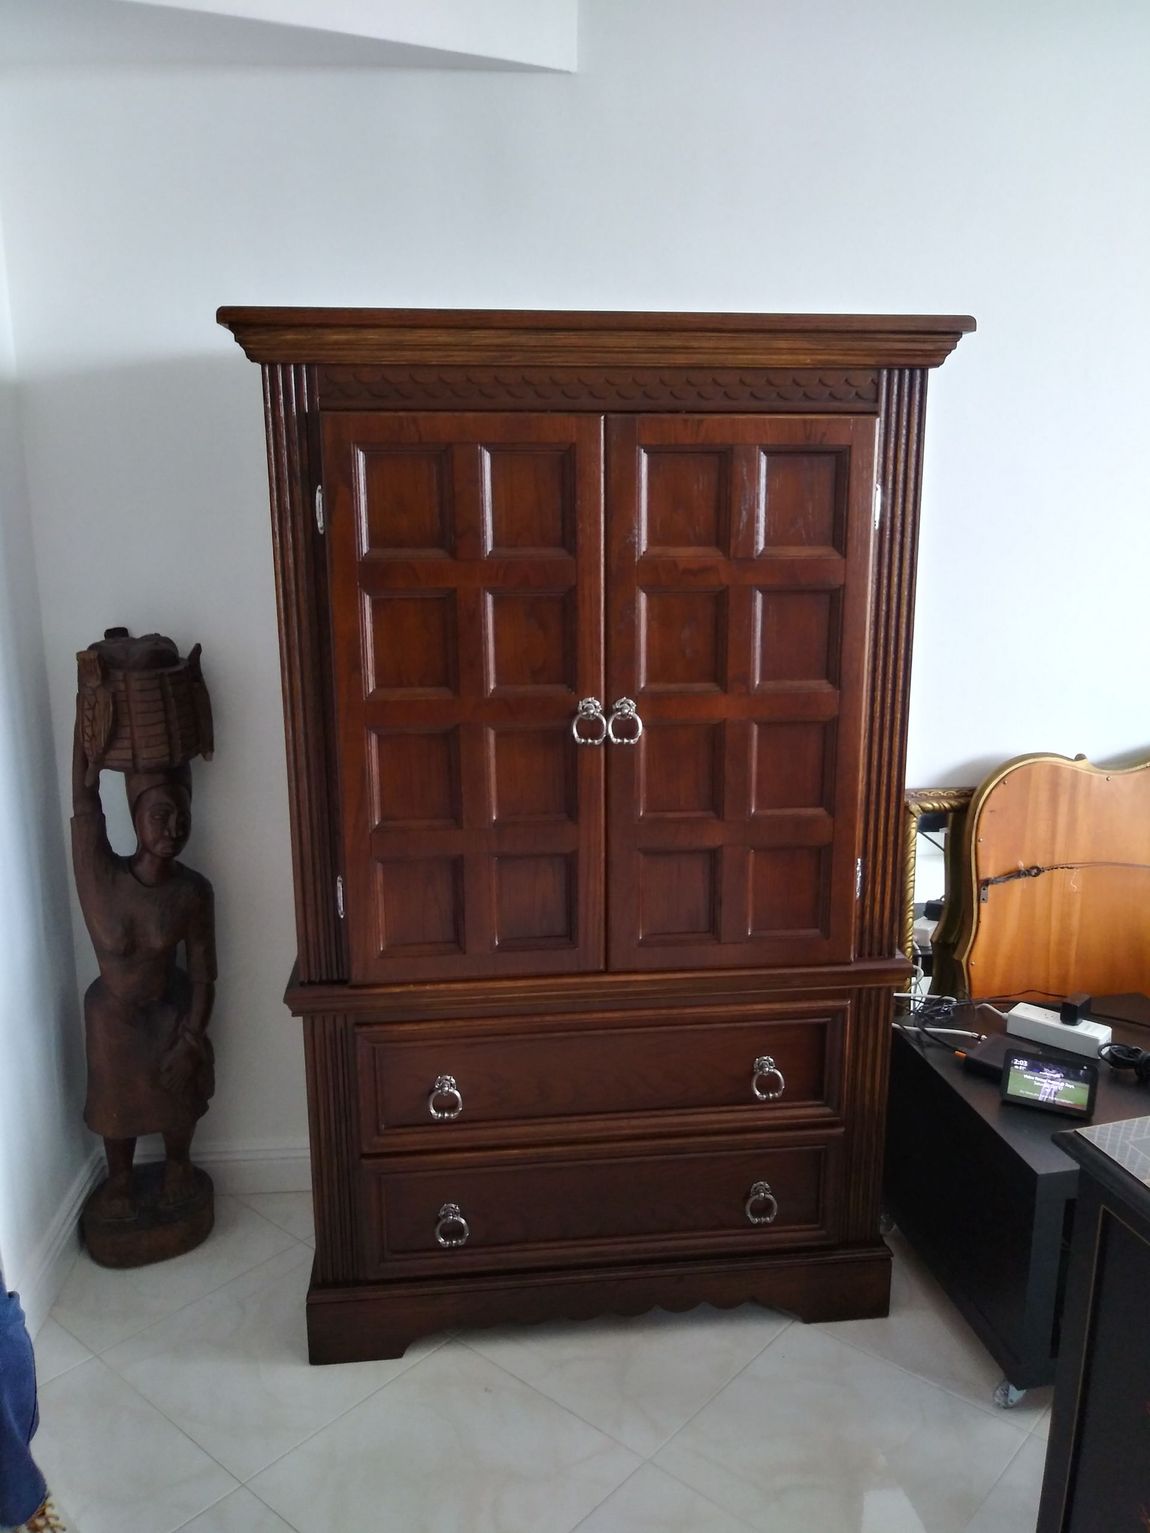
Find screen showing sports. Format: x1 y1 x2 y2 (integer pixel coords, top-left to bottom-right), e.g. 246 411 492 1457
1002 1052 1097 1117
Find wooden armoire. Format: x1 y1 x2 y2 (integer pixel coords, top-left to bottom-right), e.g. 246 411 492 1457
218 307 973 1362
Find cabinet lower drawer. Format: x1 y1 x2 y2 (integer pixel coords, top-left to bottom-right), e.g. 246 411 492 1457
356 1000 846 1151
358 1132 841 1278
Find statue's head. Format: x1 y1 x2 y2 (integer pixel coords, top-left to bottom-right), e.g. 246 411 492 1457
126 765 192 861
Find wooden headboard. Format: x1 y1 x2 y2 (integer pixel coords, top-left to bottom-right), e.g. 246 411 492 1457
948 753 1150 1002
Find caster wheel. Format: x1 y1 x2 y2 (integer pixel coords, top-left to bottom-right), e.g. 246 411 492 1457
993 1378 1026 1409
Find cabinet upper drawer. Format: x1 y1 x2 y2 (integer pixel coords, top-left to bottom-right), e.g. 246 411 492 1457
356 999 846 1151
359 1131 841 1279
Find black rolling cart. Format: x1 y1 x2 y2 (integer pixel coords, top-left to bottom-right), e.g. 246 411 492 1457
884 998 1150 1406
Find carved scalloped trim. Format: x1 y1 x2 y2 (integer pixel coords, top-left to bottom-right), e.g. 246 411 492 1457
315 366 880 410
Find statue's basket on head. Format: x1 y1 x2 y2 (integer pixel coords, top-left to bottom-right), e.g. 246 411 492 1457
76 627 213 784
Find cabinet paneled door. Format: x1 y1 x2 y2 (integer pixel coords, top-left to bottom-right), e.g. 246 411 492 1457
219 307 973 1362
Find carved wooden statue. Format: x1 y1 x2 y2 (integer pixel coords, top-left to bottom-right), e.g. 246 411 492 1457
72 629 217 1267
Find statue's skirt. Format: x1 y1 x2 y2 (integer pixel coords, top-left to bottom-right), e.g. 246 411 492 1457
83 971 212 1140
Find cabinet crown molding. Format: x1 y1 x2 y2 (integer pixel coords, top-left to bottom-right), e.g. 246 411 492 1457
217 307 976 369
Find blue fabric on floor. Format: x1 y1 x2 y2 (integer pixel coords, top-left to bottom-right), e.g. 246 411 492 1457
0 1289 47 1527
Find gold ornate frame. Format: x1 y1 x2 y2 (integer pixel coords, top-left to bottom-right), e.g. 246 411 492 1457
903 787 975 967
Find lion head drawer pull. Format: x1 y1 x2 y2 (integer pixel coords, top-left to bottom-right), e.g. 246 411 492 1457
752 1055 785 1101
606 696 643 745
434 1202 471 1248
744 1181 780 1226
428 1074 464 1121
571 697 608 745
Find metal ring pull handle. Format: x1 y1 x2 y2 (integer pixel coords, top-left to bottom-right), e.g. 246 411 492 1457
434 1202 471 1248
744 1181 779 1226
571 697 608 745
752 1056 786 1102
428 1074 463 1121
606 697 643 745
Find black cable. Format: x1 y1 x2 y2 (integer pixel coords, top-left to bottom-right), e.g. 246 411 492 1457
1099 1041 1150 1086
894 994 985 1054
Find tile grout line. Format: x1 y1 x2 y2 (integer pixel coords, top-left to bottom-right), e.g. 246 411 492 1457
47 1198 311 1357
957 1429 1037 1532
230 1191 316 1246
640 1457 765 1533
648 1312 796 1465
452 1331 652 1457
564 1460 650 1533
230 1331 457 1486
46 1354 245 1533
642 1313 796 1458
454 1308 797 1463
807 1323 1045 1437
93 1242 314 1379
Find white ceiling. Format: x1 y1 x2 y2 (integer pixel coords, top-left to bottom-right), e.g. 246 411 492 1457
0 0 577 70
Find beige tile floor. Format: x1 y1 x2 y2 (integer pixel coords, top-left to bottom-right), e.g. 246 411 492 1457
32 1195 1054 1533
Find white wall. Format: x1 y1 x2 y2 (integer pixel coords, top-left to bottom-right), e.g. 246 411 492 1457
0 202 92 1326
0 0 1147 1168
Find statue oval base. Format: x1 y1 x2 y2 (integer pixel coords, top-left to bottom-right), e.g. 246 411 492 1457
81 1162 214 1269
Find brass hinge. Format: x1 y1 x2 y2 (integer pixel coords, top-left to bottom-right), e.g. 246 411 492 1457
855 857 864 900
335 874 345 920
872 483 882 531
314 485 325 535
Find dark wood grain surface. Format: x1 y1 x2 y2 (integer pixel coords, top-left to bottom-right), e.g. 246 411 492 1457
223 307 972 1361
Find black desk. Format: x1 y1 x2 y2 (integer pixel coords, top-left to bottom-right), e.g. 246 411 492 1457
1037 1116 1150 1532
884 999 1150 1398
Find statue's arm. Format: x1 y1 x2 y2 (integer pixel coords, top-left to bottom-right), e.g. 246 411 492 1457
72 700 101 817
70 701 118 939
181 880 217 1042
161 881 216 1093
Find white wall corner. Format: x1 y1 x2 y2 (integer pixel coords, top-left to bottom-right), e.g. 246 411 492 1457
112 0 579 70
20 1148 104 1338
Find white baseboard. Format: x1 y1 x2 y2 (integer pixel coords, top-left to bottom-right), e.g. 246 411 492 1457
193 1142 312 1196
135 1138 313 1196
19 1142 311 1335
22 1147 103 1337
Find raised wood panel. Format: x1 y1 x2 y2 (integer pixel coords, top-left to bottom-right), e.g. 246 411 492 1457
324 411 604 983
370 728 461 828
487 445 574 554
358 446 451 556
762 451 843 549
642 448 729 553
486 588 575 693
607 414 877 972
489 726 575 823
640 589 727 691
366 591 457 695
753 590 838 685
360 1132 841 1279
639 722 723 818
751 722 833 813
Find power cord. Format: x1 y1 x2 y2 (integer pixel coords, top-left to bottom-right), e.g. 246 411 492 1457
892 991 987 1053
1098 1041 1150 1085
